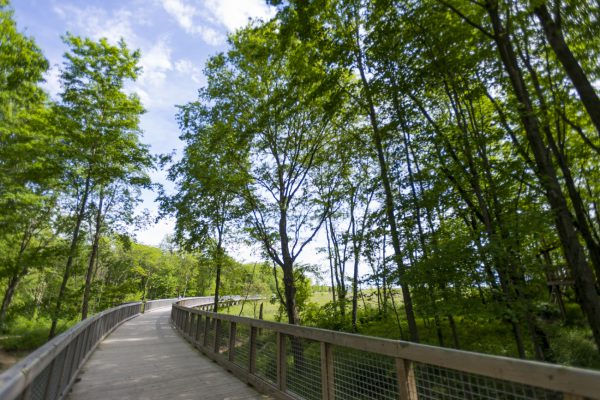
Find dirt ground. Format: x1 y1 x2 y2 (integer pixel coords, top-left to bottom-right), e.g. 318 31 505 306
0 349 26 372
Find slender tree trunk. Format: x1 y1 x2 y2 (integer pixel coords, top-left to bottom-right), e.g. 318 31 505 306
485 0 600 351
447 313 460 349
353 29 419 342
50 174 92 339
325 222 337 304
534 2 600 136
213 237 223 313
279 208 299 325
0 227 32 329
81 190 104 320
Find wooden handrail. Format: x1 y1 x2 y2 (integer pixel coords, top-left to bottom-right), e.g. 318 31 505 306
0 296 215 400
0 302 141 400
172 301 600 400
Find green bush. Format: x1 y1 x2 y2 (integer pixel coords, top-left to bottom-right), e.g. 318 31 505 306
551 327 600 369
0 316 75 351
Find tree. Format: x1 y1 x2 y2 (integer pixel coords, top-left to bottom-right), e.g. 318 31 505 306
0 2 59 330
162 92 247 312
49 34 149 337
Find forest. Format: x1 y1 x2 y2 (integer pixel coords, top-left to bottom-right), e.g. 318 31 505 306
2 0 600 370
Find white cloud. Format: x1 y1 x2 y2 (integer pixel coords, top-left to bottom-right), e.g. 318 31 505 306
175 59 202 84
53 5 136 45
161 0 197 32
42 64 61 99
160 0 275 46
195 26 225 46
141 38 172 75
133 38 175 106
204 0 277 31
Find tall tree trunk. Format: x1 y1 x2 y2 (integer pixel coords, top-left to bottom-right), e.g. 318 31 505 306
49 174 91 339
213 235 223 313
485 0 600 351
351 205 360 332
325 222 337 304
279 207 299 325
81 190 104 320
353 23 419 342
328 216 346 317
534 2 600 137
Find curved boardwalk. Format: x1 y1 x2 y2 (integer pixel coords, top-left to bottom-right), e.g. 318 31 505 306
67 307 268 400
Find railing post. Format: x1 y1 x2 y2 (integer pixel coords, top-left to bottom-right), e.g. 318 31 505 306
320 342 334 400
396 358 418 400
249 326 257 373
228 322 237 362
277 332 287 392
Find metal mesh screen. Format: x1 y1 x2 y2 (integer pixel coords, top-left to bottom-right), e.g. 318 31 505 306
332 346 398 400
285 336 322 400
413 362 562 400
28 362 51 400
44 348 67 400
218 320 231 355
233 323 251 370
195 314 205 343
255 329 277 384
205 317 216 348
183 313 190 335
188 314 196 337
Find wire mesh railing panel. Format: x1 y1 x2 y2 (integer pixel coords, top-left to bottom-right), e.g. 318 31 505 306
233 323 251 370
44 348 67 400
28 362 51 400
255 328 277 384
332 345 398 400
218 320 231 356
204 317 216 349
195 314 205 343
285 336 322 400
413 363 563 400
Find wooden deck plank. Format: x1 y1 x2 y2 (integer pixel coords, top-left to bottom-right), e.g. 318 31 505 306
67 308 269 400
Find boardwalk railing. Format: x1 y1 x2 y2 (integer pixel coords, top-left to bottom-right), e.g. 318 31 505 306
0 302 140 400
0 296 205 400
172 300 600 400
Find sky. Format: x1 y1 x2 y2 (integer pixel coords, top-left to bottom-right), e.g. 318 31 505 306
11 0 277 251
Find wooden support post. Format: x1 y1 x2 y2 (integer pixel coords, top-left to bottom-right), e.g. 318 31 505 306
396 358 418 400
249 326 258 373
214 319 221 353
277 332 287 392
320 342 334 400
228 322 237 362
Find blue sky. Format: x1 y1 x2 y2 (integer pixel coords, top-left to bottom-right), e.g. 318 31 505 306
11 0 277 247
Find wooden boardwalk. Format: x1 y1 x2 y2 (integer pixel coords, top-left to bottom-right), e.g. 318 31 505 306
67 307 268 400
